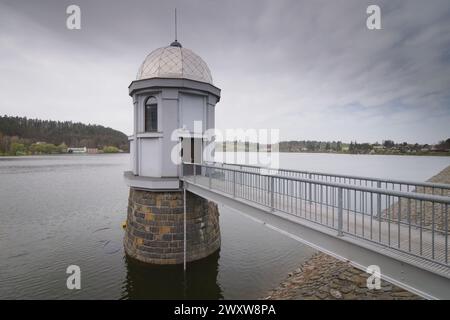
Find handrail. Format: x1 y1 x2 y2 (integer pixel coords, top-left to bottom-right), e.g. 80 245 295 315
205 161 450 191
186 162 450 204
183 162 450 268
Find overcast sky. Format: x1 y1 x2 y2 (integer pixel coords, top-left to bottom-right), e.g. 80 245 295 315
0 0 449 144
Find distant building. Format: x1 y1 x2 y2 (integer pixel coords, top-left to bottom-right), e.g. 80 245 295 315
86 148 98 154
431 146 449 152
67 147 87 154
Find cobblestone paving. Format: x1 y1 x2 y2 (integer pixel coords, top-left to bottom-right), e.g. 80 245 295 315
263 166 450 300
263 252 421 300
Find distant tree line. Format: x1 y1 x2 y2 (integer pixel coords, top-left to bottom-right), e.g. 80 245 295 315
0 115 129 156
437 139 450 150
279 140 343 152
347 139 450 155
219 138 450 156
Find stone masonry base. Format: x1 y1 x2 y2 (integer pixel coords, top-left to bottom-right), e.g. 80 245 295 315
124 188 221 264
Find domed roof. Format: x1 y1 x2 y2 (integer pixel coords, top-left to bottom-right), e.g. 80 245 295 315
136 42 213 84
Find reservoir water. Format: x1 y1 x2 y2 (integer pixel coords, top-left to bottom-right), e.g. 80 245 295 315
0 153 449 299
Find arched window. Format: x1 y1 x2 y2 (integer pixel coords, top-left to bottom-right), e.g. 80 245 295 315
145 96 157 132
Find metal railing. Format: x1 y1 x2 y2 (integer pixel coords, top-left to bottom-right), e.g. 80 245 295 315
205 161 450 196
183 162 450 267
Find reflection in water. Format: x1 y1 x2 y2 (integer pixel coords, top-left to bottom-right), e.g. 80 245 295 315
123 250 223 300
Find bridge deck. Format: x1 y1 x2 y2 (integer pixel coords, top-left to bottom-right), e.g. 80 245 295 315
183 173 450 281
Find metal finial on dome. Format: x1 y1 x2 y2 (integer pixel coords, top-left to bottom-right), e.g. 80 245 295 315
170 8 182 47
170 40 182 47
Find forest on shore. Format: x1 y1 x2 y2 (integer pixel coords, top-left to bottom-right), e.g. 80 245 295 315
0 115 129 156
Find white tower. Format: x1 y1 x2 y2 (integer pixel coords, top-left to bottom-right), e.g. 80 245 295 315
124 39 222 265
124 40 221 190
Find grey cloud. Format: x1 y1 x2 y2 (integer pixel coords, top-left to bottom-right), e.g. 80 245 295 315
0 0 449 143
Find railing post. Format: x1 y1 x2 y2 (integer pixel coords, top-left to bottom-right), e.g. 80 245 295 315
308 173 312 203
209 167 212 189
183 185 186 271
270 176 275 212
377 181 381 220
338 187 343 236
232 170 236 198
193 163 196 183
180 162 184 179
